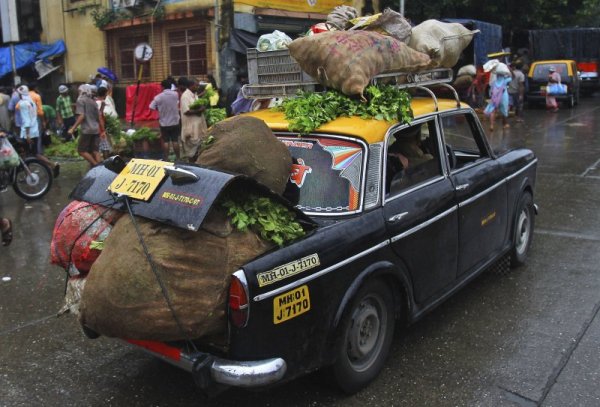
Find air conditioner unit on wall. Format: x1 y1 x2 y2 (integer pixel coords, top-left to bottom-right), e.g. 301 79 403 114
112 0 141 8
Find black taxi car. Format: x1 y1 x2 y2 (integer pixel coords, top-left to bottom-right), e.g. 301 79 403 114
72 79 537 395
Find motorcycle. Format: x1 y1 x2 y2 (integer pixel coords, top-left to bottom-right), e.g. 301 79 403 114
0 132 53 200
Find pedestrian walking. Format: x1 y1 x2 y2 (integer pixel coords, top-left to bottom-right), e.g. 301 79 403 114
484 64 512 131
56 85 76 141
96 84 115 159
149 79 181 160
546 66 562 112
68 84 102 167
508 63 525 122
180 78 207 161
28 83 44 135
16 85 60 177
8 86 22 133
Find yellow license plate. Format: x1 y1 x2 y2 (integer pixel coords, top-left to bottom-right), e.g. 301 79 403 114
108 159 173 201
273 285 311 324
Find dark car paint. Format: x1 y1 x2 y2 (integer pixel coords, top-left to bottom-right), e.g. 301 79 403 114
220 109 537 386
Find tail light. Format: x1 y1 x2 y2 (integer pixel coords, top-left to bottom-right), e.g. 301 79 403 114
229 270 249 328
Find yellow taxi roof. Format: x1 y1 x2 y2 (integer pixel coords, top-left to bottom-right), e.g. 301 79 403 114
244 98 467 144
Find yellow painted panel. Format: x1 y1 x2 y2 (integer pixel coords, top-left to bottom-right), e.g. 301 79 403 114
235 0 353 14
163 0 214 12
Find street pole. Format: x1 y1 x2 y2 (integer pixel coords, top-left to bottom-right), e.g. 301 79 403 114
400 0 405 16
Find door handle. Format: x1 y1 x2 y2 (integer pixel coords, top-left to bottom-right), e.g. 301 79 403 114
455 183 469 191
388 212 408 222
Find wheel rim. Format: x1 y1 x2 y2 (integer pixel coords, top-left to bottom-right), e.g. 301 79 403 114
345 293 388 372
515 208 531 255
16 163 50 198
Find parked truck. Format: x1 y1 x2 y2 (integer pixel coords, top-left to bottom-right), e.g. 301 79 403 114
529 28 600 95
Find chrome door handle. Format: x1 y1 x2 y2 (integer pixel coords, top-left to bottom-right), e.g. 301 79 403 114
455 183 470 191
388 212 408 222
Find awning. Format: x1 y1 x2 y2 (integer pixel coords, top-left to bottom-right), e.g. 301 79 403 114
0 39 67 78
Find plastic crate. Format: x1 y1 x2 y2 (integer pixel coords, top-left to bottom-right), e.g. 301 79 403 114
247 48 314 85
242 83 316 99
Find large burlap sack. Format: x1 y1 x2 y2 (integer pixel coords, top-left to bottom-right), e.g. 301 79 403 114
363 8 412 43
288 30 431 98
196 116 292 195
408 20 478 68
79 208 274 341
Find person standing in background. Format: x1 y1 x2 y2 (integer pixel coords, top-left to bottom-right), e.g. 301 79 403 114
508 63 525 123
56 85 76 141
179 78 207 162
8 86 22 133
546 66 562 113
28 83 44 135
150 79 181 160
0 88 11 131
68 84 102 167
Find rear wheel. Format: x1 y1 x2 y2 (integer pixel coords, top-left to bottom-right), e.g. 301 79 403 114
12 158 52 200
511 192 535 267
332 279 395 394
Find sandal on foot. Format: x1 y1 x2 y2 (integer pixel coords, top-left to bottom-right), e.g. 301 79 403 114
1 219 12 246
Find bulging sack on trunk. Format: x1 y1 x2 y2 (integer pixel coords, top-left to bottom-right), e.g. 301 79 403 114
79 208 274 341
196 116 292 196
408 20 478 68
362 8 412 43
288 30 431 98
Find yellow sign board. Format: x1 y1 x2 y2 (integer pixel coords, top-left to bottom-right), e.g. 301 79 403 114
236 0 353 14
108 159 173 201
273 285 311 324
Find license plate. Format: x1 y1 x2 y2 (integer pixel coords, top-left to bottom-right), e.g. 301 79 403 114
257 254 320 287
273 285 311 324
108 159 173 201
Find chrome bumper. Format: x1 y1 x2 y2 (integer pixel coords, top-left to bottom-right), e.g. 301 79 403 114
127 339 286 389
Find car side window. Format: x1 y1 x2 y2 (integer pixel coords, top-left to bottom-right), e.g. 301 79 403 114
441 113 489 171
385 119 443 196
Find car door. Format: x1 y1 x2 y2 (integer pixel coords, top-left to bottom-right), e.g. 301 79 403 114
440 112 508 277
383 117 458 304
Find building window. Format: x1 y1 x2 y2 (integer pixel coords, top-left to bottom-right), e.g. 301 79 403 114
168 28 207 77
118 35 151 80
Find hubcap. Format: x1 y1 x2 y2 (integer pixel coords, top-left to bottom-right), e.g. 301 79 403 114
26 172 40 186
346 295 387 372
516 209 530 255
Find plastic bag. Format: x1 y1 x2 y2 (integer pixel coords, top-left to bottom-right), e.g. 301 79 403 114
0 138 19 170
257 30 292 52
547 83 567 95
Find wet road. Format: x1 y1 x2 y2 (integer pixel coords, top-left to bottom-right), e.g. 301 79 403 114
1 97 600 406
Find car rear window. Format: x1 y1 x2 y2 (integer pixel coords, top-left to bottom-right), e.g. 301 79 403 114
279 136 364 215
532 63 570 82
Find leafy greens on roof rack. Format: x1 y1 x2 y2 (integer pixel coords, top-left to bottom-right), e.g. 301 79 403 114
277 85 413 134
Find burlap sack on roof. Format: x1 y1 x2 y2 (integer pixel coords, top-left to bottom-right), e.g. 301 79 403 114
288 30 431 98
408 20 478 68
79 208 274 341
196 116 292 195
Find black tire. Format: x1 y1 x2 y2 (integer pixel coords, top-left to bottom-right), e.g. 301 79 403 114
12 158 53 200
332 279 395 394
510 192 535 267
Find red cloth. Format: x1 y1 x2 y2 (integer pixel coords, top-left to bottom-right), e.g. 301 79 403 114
125 82 162 122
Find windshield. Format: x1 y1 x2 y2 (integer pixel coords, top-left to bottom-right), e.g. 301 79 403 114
532 63 571 82
279 136 364 215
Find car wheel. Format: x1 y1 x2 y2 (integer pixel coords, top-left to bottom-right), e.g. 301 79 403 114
511 192 535 267
332 279 395 394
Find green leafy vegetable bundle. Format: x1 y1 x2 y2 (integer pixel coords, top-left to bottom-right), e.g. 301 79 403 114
129 127 159 142
278 85 413 134
45 135 79 158
221 195 305 247
189 87 217 110
205 108 226 127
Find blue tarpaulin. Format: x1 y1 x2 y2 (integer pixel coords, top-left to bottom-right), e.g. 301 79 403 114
442 19 503 66
0 39 66 78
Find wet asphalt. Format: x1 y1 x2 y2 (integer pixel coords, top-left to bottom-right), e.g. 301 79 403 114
1 96 599 406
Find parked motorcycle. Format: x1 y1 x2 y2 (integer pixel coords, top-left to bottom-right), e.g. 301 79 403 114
0 132 52 200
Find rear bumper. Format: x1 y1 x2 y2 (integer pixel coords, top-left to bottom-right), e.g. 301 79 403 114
126 339 287 389
527 92 572 102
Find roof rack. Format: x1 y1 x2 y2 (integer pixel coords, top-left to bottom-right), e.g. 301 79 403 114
241 68 461 108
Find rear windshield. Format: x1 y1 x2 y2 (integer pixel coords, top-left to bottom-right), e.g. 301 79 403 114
532 63 571 82
279 136 364 215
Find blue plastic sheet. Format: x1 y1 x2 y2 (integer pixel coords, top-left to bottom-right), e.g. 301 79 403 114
0 40 66 78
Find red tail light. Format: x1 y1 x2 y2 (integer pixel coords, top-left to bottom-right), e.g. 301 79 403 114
229 271 249 327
